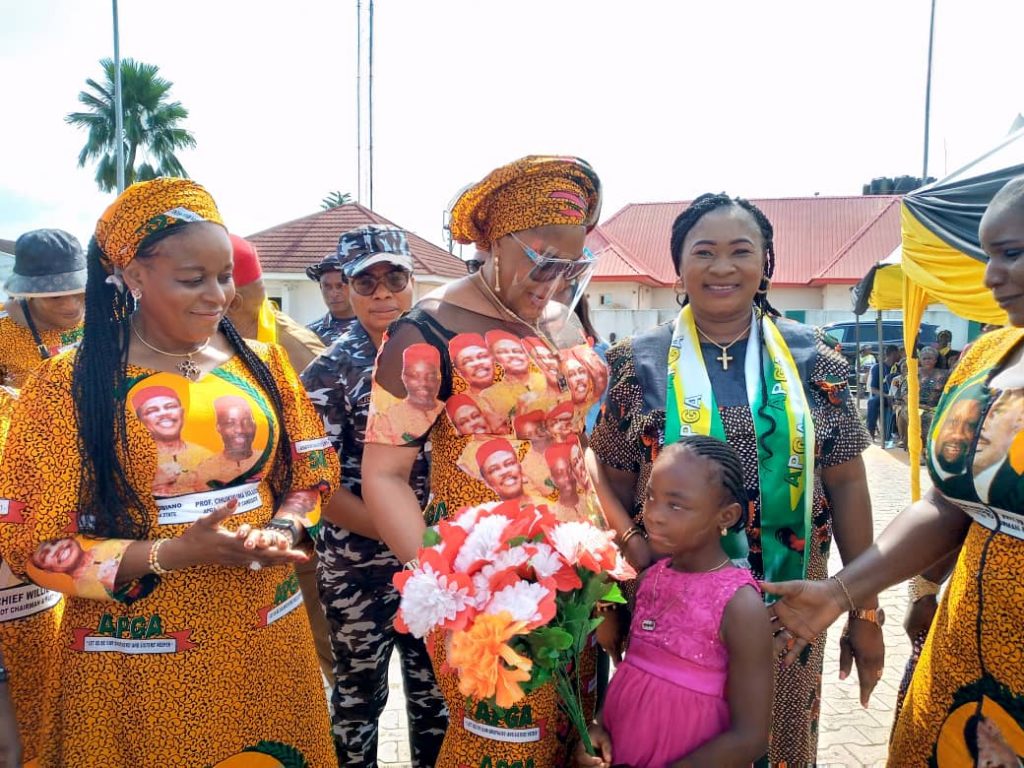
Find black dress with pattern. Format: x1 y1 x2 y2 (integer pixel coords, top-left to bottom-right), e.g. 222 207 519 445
590 320 870 767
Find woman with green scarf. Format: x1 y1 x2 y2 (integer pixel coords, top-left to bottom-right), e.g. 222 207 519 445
589 193 881 766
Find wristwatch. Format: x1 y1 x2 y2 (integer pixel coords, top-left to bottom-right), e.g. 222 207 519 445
265 517 301 547
849 608 885 627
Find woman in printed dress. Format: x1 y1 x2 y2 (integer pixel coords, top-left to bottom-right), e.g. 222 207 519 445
0 178 340 767
362 155 607 768
589 193 881 766
766 176 1024 767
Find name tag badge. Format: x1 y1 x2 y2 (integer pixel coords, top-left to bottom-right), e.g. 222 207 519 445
155 482 262 525
292 437 332 456
0 582 61 623
959 499 1024 541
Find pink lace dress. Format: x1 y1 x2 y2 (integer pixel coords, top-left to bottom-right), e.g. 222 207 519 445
602 560 760 768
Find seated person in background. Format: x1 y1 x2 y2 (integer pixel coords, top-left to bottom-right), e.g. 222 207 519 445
935 329 959 369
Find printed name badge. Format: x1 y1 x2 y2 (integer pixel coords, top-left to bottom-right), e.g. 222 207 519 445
463 717 542 744
0 499 26 523
155 482 262 525
255 589 304 628
292 437 332 456
0 582 62 623
958 499 1024 541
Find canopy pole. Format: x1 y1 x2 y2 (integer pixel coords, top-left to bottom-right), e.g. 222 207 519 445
877 311 886 447
854 315 862 404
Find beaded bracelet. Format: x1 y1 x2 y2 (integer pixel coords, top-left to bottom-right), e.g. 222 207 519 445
148 539 170 576
403 557 420 572
908 574 940 602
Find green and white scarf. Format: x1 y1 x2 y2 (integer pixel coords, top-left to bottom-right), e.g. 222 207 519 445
665 306 814 582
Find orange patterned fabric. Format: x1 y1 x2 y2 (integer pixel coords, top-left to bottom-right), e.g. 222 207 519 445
95 177 224 269
0 385 65 766
448 156 602 251
0 342 340 766
0 305 83 388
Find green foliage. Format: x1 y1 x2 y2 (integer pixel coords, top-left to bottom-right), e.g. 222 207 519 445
321 191 353 210
422 528 442 547
66 58 196 192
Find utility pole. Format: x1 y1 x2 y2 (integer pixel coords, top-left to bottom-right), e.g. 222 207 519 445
356 0 362 203
112 0 125 193
368 0 375 209
923 0 936 179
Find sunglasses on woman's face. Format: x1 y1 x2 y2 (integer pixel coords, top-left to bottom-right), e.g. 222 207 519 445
509 234 596 283
346 269 411 296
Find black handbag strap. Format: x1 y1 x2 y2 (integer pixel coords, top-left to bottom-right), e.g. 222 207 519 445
19 298 51 360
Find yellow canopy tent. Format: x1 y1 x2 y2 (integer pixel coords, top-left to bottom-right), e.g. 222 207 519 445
897 129 1023 498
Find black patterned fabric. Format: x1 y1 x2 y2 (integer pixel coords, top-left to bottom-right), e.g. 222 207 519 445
306 312 358 346
590 319 870 765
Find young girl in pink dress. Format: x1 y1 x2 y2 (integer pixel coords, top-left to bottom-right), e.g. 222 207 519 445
579 435 774 768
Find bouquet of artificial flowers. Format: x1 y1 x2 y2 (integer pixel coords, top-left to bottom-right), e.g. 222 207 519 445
393 500 636 753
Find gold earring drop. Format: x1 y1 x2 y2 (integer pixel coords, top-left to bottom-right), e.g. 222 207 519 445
493 253 501 293
720 527 728 537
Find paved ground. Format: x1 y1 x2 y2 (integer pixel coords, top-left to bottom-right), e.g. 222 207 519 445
377 444 926 768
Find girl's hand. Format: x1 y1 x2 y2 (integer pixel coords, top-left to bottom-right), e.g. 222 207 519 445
841 619 885 707
595 607 626 664
575 723 613 768
760 579 848 666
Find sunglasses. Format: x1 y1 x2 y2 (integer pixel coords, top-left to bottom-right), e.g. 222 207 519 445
509 234 596 283
346 269 411 296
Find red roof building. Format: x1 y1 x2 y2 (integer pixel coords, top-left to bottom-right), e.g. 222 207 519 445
243 203 464 325
587 195 902 288
246 203 464 279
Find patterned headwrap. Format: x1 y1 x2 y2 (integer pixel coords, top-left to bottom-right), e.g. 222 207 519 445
94 178 224 270
448 156 602 251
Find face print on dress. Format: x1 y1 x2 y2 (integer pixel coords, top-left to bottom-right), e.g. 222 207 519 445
450 333 495 392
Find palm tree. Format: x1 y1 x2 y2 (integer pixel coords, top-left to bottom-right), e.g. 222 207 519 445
321 191 353 210
66 58 196 192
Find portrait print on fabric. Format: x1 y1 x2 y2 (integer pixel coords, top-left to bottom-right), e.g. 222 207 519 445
973 389 1024 504
929 380 986 479
127 373 274 499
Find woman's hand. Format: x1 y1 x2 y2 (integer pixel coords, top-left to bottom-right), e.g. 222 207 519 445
761 578 848 665
841 619 885 707
162 500 309 570
575 723 613 768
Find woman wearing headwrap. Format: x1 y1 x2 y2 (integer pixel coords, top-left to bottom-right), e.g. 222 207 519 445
0 228 86 388
0 178 340 766
362 155 608 768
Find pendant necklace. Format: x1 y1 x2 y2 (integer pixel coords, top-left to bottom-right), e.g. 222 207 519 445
132 322 211 382
694 324 750 371
640 555 732 632
471 271 568 392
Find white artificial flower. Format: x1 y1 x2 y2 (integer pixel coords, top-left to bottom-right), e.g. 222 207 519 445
453 513 513 573
399 563 474 638
547 521 615 566
485 580 553 627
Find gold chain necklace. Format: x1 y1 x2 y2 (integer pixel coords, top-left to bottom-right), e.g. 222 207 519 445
694 323 750 371
471 272 568 392
131 322 211 381
640 555 733 632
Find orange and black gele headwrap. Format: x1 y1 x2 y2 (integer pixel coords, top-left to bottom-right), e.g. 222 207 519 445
448 155 602 251
94 178 224 270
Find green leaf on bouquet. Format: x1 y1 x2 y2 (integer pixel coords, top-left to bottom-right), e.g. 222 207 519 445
581 572 612 604
421 528 441 547
601 582 626 604
507 535 528 547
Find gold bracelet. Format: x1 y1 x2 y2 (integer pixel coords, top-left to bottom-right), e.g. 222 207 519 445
908 574 940 602
619 525 644 547
148 539 170 576
403 557 420 571
830 574 856 611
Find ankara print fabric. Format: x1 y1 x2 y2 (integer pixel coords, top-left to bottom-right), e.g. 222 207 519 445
365 300 608 527
0 342 340 767
0 305 83 388
888 328 1024 767
0 384 64 766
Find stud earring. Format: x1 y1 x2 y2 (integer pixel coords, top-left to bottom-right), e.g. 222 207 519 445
719 526 728 537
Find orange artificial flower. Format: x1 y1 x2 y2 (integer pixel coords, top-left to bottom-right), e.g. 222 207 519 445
449 611 533 708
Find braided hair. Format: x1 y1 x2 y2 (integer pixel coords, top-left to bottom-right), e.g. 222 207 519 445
669 193 782 462
73 223 294 539
669 192 781 318
663 435 747 532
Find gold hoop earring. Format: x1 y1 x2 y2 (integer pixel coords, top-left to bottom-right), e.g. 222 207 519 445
130 287 142 301
756 277 771 295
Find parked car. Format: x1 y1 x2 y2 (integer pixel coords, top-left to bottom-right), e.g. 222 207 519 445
820 319 938 387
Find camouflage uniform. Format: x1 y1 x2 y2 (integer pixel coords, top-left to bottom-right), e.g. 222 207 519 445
306 312 358 346
302 322 446 768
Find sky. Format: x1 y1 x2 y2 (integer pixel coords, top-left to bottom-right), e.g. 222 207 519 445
2 0 1023 259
